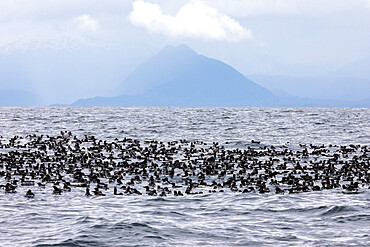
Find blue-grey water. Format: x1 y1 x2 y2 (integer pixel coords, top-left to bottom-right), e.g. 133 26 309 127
0 107 369 246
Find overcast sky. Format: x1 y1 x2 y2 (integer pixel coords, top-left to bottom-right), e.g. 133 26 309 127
1 0 369 103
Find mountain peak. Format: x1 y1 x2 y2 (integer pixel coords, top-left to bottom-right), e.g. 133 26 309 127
159 44 198 57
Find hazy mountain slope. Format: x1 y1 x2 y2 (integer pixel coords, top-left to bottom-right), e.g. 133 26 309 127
334 56 370 79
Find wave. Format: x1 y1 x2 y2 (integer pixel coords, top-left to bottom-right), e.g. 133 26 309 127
320 205 356 216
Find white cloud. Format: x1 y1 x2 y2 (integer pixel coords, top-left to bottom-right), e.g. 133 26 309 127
129 1 252 42
74 15 99 32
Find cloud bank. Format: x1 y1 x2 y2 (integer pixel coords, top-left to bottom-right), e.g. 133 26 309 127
1 0 368 52
129 1 252 42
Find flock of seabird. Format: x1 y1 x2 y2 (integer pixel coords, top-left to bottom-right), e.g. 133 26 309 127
0 131 368 198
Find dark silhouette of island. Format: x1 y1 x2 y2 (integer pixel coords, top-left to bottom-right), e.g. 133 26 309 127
70 44 369 107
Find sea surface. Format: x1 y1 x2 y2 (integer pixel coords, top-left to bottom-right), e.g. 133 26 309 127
0 107 369 246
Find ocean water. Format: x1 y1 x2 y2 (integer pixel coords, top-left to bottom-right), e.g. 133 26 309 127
0 107 369 246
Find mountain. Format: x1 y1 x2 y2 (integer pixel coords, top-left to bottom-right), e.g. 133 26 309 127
73 45 277 107
0 90 41 106
71 45 370 107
